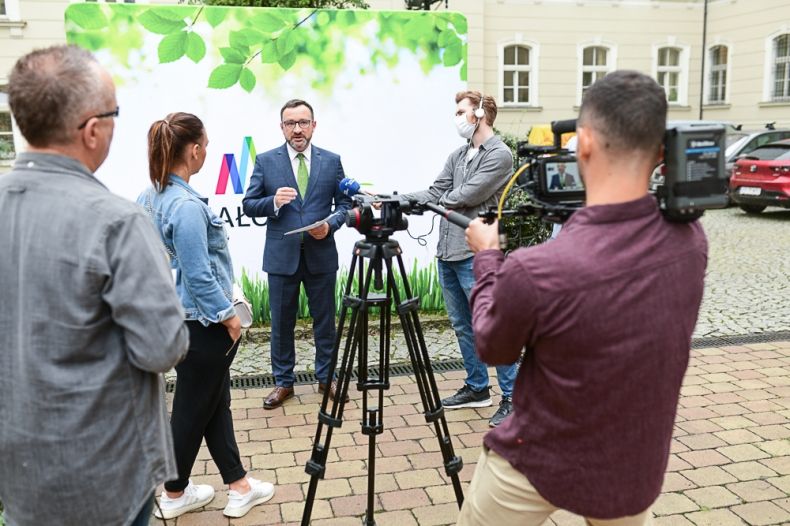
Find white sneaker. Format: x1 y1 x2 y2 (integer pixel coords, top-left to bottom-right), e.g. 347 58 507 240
154 480 215 520
223 477 276 518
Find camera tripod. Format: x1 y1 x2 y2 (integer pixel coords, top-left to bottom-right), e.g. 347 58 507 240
301 235 464 525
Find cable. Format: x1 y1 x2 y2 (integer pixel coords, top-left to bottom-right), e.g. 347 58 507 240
497 162 530 219
406 212 440 246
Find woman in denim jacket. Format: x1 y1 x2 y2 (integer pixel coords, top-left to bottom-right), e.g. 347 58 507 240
138 113 275 520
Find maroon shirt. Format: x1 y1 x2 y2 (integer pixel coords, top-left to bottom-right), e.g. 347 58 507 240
471 195 707 518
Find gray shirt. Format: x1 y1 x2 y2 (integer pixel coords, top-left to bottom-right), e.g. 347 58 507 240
0 153 189 526
401 135 513 261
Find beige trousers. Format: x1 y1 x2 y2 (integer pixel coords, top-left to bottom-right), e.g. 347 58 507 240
457 448 653 526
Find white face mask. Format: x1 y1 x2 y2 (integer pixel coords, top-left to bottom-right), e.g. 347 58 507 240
455 113 477 139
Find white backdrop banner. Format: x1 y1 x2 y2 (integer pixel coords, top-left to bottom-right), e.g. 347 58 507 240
65 4 469 279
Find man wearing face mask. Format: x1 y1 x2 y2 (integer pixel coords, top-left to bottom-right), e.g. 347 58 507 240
400 91 517 428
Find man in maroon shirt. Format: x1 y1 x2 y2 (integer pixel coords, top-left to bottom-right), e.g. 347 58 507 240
457 71 708 525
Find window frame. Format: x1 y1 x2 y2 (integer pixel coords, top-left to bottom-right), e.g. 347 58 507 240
764 31 790 103
0 86 19 166
576 40 617 106
0 0 20 20
498 38 540 108
652 40 690 106
705 43 731 105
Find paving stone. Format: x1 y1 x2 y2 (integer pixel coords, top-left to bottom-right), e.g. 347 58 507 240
651 516 696 526
727 479 786 502
651 493 700 515
678 449 731 468
681 466 738 486
662 472 697 492
731 501 790 525
684 485 742 508
717 444 771 462
759 455 790 475
684 509 747 526
723 460 778 481
714 429 762 445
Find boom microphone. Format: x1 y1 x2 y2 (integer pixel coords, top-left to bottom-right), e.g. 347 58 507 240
421 202 471 229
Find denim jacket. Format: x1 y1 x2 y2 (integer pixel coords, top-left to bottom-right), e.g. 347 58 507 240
138 175 235 325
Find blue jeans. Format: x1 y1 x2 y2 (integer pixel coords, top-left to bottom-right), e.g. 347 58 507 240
437 257 517 397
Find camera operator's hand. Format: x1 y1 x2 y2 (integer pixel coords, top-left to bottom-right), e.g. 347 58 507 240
466 218 500 253
308 222 330 240
274 187 298 208
222 314 242 343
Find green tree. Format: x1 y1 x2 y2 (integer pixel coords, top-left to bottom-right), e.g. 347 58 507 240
199 0 370 8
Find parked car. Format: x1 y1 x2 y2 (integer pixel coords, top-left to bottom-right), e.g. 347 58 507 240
729 139 790 214
724 126 790 172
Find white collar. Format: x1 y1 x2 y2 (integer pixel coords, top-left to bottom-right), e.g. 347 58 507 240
286 143 311 162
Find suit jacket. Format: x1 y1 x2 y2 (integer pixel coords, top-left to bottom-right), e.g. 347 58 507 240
242 143 352 275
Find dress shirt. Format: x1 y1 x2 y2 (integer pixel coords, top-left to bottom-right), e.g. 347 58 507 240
471 195 708 518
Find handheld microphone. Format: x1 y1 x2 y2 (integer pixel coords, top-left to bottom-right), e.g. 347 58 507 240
339 177 362 196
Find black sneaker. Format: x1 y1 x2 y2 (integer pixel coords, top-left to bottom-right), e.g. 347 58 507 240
442 384 492 409
489 396 513 427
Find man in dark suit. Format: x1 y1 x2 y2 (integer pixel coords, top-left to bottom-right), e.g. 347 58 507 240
243 99 352 409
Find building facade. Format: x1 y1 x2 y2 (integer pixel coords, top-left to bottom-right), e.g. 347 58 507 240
2 0 790 168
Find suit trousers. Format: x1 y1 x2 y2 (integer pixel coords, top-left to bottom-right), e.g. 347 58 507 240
457 448 653 526
268 248 336 387
164 321 246 492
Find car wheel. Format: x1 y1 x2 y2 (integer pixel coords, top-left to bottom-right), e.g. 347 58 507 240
739 204 766 214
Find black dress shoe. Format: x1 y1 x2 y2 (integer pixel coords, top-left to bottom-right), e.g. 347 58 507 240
264 386 294 409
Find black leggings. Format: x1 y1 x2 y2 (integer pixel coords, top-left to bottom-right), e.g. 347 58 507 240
164 321 246 492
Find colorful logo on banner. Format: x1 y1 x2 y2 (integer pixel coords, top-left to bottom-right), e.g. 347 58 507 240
216 136 257 195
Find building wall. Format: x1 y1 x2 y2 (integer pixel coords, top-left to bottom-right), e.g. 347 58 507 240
2 0 790 161
370 0 790 137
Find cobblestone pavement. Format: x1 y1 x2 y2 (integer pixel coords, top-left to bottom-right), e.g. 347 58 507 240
153 340 790 525
204 206 790 381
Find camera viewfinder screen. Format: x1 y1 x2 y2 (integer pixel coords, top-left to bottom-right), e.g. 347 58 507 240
545 160 583 194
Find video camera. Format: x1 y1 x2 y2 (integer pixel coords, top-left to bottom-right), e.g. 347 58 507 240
513 119 730 223
340 178 473 238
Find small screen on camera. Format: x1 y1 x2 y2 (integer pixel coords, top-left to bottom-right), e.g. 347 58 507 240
543 158 583 195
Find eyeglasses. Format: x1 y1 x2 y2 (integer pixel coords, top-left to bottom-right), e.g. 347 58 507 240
282 119 313 130
77 106 120 130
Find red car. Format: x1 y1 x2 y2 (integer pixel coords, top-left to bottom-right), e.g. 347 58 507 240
729 139 790 214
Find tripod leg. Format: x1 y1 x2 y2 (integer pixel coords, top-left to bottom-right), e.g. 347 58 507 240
387 253 465 507
302 254 368 525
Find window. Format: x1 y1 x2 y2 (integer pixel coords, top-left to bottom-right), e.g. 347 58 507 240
772 34 790 102
0 87 16 162
653 42 689 105
657 47 681 102
0 0 6 17
501 43 537 106
708 45 728 104
578 43 616 104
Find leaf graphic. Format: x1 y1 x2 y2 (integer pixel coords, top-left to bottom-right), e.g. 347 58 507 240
186 32 206 63
154 7 195 22
220 47 246 65
278 50 297 71
449 14 468 34
443 41 462 67
260 40 278 64
276 31 297 57
205 8 227 28
139 10 185 35
67 4 108 30
158 31 188 64
208 64 243 89
460 62 467 81
252 12 286 33
240 67 256 93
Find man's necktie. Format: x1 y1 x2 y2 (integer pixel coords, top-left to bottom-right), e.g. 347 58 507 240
296 153 309 197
